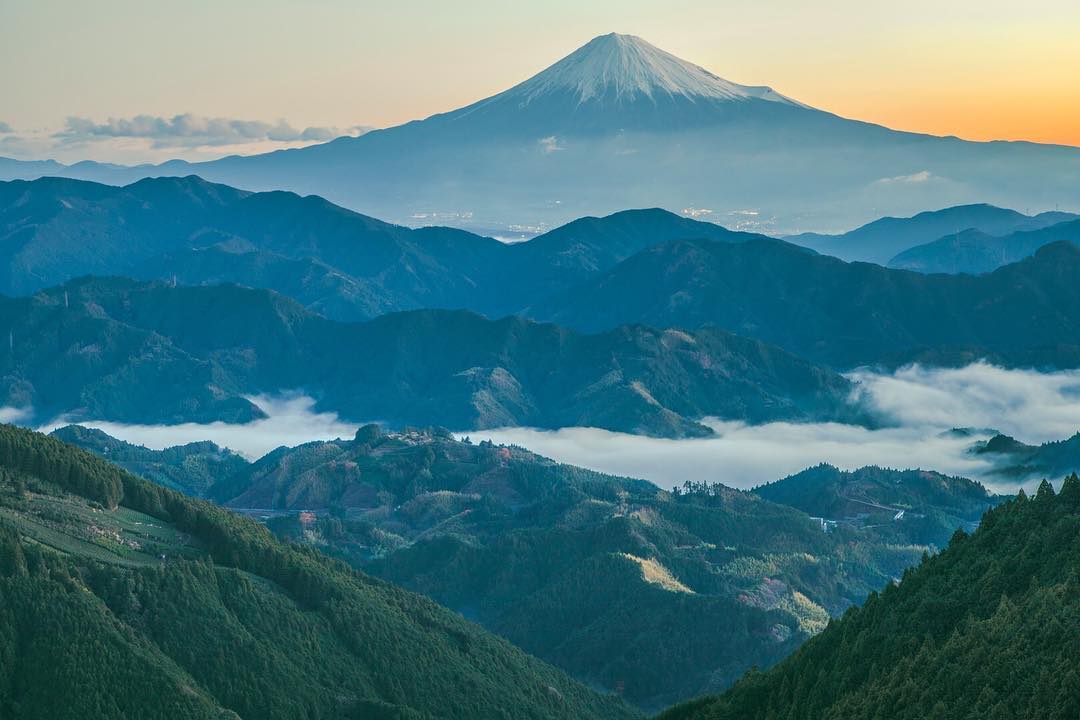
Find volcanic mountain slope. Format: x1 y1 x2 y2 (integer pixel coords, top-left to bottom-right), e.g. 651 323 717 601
0 424 636 720
660 479 1080 720
399 31 807 137
530 238 1080 368
3 34 1078 232
888 218 1080 274
0 277 860 436
788 203 1076 265
0 176 758 317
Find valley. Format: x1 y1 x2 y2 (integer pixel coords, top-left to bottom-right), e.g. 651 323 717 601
4 10 1080 719
6 173 1079 715
54 423 999 710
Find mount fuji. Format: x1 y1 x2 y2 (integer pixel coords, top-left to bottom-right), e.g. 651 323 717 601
420 32 809 135
4 33 1079 233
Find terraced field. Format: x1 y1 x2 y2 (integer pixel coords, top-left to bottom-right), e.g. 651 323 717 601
0 476 204 566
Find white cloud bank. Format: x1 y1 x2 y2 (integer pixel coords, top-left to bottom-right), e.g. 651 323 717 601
468 422 997 492
874 170 933 185
25 363 1080 492
472 362 1080 492
38 395 361 460
849 362 1080 443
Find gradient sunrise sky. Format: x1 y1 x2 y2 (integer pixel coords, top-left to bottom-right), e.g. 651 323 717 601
2 0 1079 162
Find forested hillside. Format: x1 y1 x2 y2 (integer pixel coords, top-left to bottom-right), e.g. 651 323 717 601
754 464 1000 547
971 432 1080 484
0 176 754 317
661 478 1080 720
0 277 860 436
195 425 929 709
531 238 1080 368
0 424 635 720
49 424 246 496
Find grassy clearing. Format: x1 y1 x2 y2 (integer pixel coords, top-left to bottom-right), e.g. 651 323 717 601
0 487 204 566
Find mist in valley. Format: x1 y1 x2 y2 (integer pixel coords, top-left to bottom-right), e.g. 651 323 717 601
26 362 1080 493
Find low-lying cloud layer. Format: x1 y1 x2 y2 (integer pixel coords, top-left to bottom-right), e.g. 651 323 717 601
849 362 1080 443
473 362 1080 492
39 395 360 460
26 363 1080 492
470 421 996 492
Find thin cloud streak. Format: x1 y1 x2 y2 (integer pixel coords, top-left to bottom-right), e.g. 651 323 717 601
56 113 371 148
0 115 372 164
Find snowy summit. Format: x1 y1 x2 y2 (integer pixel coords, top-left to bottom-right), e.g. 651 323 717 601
507 33 803 107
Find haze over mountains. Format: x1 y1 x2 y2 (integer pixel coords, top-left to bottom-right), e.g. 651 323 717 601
11 176 1080 381
3 276 861 436
971 431 1080 483
889 218 1080 274
3 33 1079 233
787 204 1078 265
0 175 755 316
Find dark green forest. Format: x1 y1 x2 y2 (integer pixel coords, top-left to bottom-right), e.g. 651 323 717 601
191 426 986 710
661 478 1080 720
0 424 635 720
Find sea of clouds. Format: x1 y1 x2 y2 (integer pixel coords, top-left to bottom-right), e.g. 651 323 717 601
28 363 1080 492
476 363 1080 492
38 395 358 461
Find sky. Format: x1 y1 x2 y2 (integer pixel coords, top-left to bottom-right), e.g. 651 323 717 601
2 0 1079 163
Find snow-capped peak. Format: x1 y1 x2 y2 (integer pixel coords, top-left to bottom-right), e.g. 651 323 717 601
509 33 803 107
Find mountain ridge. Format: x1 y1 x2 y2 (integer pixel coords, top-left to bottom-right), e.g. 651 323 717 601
2 276 862 436
787 203 1078 265
0 176 755 316
888 217 1080 273
530 237 1080 368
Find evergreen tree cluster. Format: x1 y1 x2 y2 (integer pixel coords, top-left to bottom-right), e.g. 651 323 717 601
661 477 1080 720
0 424 635 720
